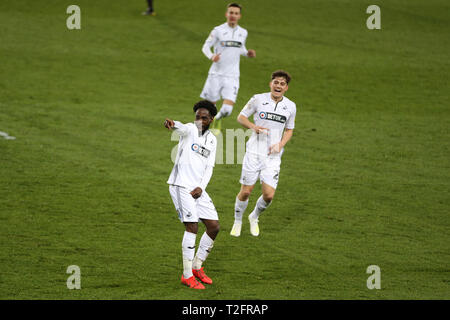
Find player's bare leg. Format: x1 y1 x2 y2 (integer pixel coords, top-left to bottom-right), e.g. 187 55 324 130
248 182 275 236
230 184 255 237
237 183 255 202
201 219 220 240
192 219 220 284
261 182 275 203
184 222 198 234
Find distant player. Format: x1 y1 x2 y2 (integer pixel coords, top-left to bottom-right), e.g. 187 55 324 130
165 100 220 289
142 0 155 16
200 3 256 132
230 70 297 237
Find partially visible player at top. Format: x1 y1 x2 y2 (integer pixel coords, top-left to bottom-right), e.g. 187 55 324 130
142 0 155 16
230 70 297 237
200 3 256 133
165 100 220 290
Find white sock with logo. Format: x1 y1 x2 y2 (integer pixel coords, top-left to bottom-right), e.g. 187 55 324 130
215 103 233 120
193 232 214 270
234 197 249 223
182 231 197 278
249 195 271 220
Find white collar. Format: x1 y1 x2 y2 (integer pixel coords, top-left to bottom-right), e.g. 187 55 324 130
267 92 284 104
224 22 238 30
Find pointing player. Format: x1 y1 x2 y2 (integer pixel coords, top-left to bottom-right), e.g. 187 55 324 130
230 70 297 237
200 3 256 132
165 100 220 289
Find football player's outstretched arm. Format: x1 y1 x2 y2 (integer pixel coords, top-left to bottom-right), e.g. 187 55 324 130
164 118 190 136
164 118 175 130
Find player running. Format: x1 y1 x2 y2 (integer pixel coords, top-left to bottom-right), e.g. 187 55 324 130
165 100 220 289
200 3 256 133
230 70 297 237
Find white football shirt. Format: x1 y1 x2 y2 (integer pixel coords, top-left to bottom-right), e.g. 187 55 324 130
167 122 217 191
240 93 297 158
202 23 248 77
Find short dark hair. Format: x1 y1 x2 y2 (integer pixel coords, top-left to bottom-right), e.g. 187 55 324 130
227 3 242 12
271 70 291 84
193 100 217 118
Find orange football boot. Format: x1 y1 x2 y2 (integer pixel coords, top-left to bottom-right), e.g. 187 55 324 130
193 267 213 285
181 275 205 289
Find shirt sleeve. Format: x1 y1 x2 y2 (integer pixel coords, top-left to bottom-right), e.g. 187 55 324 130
239 95 258 118
199 136 216 190
207 136 217 167
201 29 218 60
240 32 249 56
285 105 297 129
173 121 191 137
199 165 213 191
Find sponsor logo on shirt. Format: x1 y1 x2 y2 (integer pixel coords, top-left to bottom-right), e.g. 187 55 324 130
259 112 287 123
191 143 211 158
220 40 242 48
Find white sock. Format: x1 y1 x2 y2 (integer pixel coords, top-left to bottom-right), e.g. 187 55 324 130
234 197 249 223
193 232 214 269
182 231 197 278
215 103 233 120
249 195 271 220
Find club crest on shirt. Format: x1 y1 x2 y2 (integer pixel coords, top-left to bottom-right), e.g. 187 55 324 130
259 112 286 123
191 143 211 158
220 40 242 48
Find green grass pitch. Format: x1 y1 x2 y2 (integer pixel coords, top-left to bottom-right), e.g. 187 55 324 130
0 0 449 299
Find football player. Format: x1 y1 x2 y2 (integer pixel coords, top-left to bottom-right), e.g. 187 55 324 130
165 100 219 289
200 3 256 133
230 71 297 237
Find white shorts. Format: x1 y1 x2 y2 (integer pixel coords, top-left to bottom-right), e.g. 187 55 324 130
200 74 239 103
239 152 281 189
169 185 219 223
